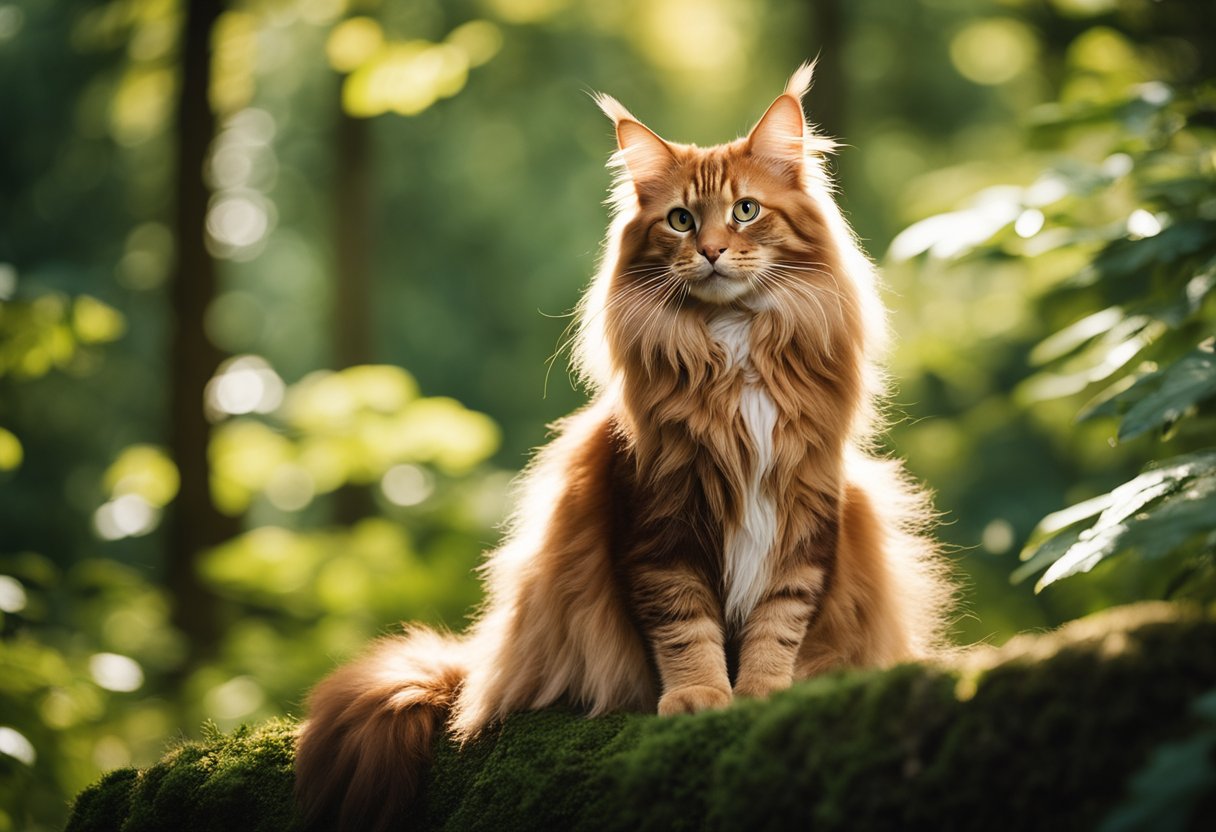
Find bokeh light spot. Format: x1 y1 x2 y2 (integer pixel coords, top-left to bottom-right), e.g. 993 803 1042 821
326 17 384 73
0 6 25 42
206 356 286 420
950 19 1037 85
0 727 35 766
265 464 316 511
446 20 503 68
0 575 27 613
204 676 265 720
105 445 180 507
382 464 433 507
93 494 159 540
0 263 16 299
0 427 23 470
1127 209 1161 239
1015 209 1045 238
206 194 271 250
982 519 1016 554
92 736 131 770
635 0 744 75
89 653 144 693
72 296 126 344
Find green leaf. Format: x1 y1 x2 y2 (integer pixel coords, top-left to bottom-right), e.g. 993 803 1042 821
1036 450 1216 590
1019 317 1159 405
1012 492 1112 585
1089 220 1216 282
1117 341 1216 440
1029 307 1125 367
1011 524 1085 585
1076 372 1145 423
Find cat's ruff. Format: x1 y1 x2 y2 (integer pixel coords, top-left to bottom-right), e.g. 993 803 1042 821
707 310 779 627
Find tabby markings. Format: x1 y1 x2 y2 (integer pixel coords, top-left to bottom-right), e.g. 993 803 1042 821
708 311 778 627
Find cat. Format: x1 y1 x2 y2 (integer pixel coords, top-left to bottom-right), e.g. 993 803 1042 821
294 63 952 832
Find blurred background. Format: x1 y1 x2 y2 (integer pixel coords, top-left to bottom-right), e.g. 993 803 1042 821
2 0 1214 828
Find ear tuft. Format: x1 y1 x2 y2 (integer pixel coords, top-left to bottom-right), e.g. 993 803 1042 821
592 92 637 127
784 59 817 102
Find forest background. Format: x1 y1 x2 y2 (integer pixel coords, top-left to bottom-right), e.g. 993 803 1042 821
2 0 1214 828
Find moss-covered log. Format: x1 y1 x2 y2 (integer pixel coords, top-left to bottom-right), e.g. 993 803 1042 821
67 603 1216 831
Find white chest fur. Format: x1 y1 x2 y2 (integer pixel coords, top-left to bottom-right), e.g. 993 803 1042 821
707 312 778 627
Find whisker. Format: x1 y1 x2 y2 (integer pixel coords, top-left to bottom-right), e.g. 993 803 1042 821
543 269 675 394
761 264 851 322
753 269 835 355
627 277 686 360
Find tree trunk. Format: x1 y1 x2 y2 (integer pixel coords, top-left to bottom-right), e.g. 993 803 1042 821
331 94 375 525
167 0 237 664
807 0 846 145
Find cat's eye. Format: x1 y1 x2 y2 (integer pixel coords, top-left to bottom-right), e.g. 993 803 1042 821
732 199 760 223
667 208 694 232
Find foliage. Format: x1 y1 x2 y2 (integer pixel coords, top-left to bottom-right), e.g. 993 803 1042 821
65 604 1216 832
880 22 1216 637
1013 80 1216 596
909 79 1216 597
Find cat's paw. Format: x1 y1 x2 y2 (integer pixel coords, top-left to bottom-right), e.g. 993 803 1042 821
733 673 792 700
657 685 732 716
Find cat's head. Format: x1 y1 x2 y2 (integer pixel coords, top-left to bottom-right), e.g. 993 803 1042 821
595 62 842 308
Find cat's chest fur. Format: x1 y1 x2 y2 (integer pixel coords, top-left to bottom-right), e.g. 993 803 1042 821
706 311 779 627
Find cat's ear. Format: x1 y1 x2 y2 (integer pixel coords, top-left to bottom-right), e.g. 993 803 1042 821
594 93 675 182
747 62 817 170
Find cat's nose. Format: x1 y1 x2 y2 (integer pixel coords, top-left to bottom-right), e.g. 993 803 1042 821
701 245 727 264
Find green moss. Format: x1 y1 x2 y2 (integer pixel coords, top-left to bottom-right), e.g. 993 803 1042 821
67 604 1216 831
66 720 299 832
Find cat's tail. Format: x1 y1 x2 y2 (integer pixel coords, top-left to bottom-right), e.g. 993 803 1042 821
294 626 467 832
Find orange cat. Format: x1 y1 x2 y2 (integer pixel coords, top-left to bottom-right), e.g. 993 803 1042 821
294 64 952 831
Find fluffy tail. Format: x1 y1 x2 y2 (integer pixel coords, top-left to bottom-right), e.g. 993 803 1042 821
294 626 467 832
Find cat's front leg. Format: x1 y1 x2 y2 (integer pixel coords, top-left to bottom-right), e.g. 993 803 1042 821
734 512 839 699
630 563 732 716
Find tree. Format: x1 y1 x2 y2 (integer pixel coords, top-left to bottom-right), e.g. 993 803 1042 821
167 0 236 661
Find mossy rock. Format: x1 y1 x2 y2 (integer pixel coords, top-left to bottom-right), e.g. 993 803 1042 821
67 603 1216 831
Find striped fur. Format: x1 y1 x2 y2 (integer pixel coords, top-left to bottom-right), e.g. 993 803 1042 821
295 64 953 831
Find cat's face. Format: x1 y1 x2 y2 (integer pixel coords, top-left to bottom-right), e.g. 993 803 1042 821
598 74 834 313
620 144 818 306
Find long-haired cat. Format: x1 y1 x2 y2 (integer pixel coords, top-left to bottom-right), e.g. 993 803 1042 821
294 64 951 831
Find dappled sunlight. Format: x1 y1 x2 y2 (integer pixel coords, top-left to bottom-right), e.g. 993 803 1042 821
889 185 1025 261
4 0 1215 826
327 16 502 119
207 362 499 512
0 293 126 379
343 41 468 117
